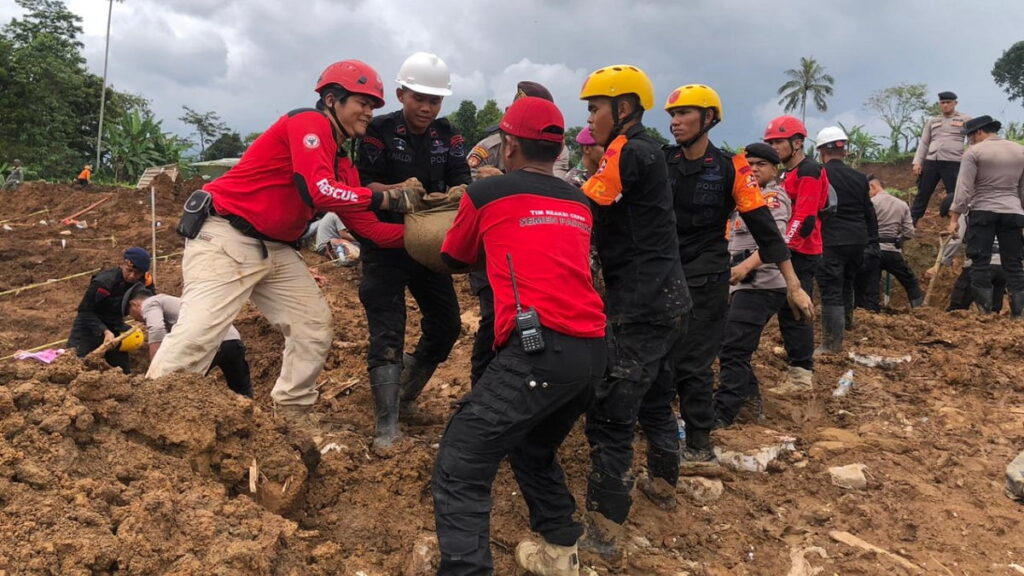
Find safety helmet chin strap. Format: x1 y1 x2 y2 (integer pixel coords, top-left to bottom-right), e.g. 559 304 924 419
680 109 720 149
324 91 352 141
606 96 642 147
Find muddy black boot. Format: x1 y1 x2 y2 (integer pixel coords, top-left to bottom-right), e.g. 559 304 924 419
679 428 721 476
972 286 994 313
814 305 845 355
399 353 438 413
1011 291 1024 318
370 364 401 450
910 295 925 308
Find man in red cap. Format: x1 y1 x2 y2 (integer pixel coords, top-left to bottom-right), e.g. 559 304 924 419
464 81 574 394
434 97 606 575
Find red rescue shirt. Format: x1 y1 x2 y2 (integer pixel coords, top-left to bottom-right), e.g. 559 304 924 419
442 170 606 347
781 156 829 255
206 108 397 244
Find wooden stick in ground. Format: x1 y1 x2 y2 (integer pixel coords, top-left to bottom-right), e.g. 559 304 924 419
87 329 137 358
60 195 112 226
829 530 923 573
924 236 951 308
0 338 69 362
0 208 50 225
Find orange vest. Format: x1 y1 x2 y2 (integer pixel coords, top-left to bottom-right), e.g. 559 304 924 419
581 135 628 205
78 168 91 181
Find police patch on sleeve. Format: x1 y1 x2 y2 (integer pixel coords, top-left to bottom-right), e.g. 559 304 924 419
361 135 384 164
303 133 321 149
467 145 488 168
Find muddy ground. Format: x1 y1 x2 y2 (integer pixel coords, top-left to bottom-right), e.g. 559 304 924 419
0 165 1021 575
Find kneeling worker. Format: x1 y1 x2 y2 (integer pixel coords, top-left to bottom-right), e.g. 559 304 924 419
433 97 606 575
124 285 252 397
67 246 153 373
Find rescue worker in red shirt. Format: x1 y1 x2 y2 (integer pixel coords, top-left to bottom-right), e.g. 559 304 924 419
763 115 829 393
147 60 422 442
577 64 690 559
662 85 813 472
354 52 471 451
434 97 606 576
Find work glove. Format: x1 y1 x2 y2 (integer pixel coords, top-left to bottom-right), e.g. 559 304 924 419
382 178 427 213
421 184 468 208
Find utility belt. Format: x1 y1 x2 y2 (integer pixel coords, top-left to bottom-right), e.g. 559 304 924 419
877 236 903 248
177 189 300 258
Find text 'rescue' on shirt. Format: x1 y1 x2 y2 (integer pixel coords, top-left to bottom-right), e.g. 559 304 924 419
441 170 606 348
205 108 382 243
781 156 830 256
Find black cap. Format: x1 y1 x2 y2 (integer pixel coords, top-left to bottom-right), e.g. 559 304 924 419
744 142 780 165
938 91 957 101
964 115 1001 135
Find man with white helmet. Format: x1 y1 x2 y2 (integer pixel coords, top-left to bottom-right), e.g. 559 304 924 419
355 52 471 450
815 126 878 353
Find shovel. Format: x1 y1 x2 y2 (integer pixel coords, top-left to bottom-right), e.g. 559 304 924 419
924 236 951 307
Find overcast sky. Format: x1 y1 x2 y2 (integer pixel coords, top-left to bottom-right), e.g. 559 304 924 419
4 0 1024 150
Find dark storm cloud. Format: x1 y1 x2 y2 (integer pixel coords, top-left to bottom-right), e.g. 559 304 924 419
3 0 1022 146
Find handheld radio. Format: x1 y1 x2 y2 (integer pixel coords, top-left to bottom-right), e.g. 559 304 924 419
507 253 545 353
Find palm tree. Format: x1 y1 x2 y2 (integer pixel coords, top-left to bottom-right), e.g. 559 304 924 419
777 57 835 124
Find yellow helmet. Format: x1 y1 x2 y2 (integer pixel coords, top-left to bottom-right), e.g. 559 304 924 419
579 64 655 110
664 84 723 122
119 329 145 353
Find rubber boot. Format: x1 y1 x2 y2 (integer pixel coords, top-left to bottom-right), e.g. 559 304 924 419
971 286 993 313
515 539 580 576
1011 291 1024 318
680 428 720 476
399 353 438 413
814 305 845 356
844 306 854 330
370 364 401 451
910 295 924 308
638 445 679 510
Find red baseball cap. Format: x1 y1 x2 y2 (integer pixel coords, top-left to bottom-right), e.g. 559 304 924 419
499 96 565 143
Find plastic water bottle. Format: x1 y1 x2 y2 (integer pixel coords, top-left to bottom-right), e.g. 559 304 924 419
833 370 855 397
677 417 686 441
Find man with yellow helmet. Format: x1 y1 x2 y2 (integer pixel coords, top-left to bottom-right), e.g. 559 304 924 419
577 65 690 560
662 84 813 472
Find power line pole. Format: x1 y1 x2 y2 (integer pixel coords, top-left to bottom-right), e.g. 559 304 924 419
95 0 114 172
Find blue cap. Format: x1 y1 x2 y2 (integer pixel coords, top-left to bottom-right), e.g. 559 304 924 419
123 247 151 272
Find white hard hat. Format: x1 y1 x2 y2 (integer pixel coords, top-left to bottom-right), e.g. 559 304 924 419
816 126 848 149
396 52 452 96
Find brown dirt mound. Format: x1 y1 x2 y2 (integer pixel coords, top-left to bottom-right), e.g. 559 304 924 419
1 177 1023 575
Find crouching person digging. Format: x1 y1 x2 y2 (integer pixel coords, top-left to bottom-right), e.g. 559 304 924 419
433 97 606 575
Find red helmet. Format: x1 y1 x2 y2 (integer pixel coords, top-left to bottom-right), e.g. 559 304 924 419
763 115 807 141
315 60 385 109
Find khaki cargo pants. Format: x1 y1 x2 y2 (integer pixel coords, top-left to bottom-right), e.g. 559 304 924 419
147 216 332 406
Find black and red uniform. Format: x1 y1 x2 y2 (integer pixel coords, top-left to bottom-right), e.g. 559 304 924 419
664 142 790 451
434 169 606 573
779 156 829 363
582 122 690 526
354 111 470 371
819 159 878 314
67 268 155 373
206 108 390 243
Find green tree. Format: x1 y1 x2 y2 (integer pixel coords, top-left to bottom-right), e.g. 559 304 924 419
103 109 163 182
777 56 835 124
0 0 91 178
447 100 479 145
203 132 245 160
179 106 228 157
644 126 669 146
864 83 928 154
836 122 881 166
475 100 502 140
564 126 583 166
242 131 263 148
993 41 1024 108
